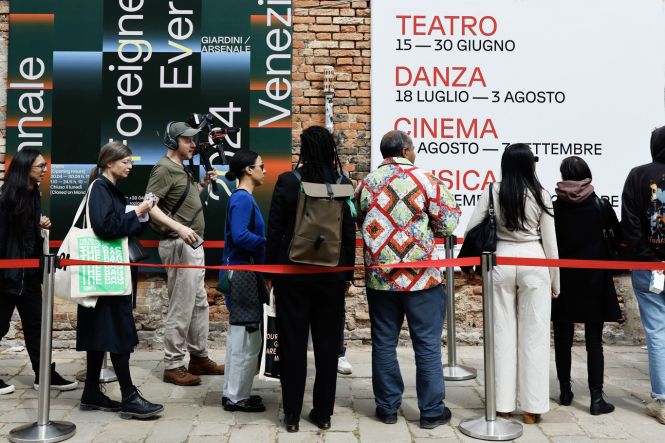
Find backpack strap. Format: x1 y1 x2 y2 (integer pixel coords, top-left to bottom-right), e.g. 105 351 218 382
293 168 345 184
294 168 356 217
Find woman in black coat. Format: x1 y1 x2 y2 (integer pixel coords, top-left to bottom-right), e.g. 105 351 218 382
552 156 622 416
77 141 163 419
266 126 356 432
0 148 77 393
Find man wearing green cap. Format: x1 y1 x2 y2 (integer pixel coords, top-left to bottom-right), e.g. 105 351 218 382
146 121 225 386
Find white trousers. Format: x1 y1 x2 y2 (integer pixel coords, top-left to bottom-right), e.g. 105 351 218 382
223 325 261 403
493 241 552 414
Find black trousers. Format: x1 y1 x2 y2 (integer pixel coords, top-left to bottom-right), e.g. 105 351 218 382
275 280 345 418
0 290 42 374
553 321 604 389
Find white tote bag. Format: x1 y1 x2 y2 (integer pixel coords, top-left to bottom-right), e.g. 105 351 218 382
259 290 280 382
54 180 132 307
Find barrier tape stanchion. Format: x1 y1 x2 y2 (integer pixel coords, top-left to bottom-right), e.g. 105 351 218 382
10 254 76 443
443 235 477 381
99 353 118 383
75 352 117 384
459 252 522 441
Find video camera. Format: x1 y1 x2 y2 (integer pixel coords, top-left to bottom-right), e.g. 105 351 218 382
187 113 239 167
186 113 240 192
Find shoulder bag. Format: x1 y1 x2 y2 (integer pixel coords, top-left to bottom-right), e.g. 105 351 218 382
54 180 132 307
458 182 497 273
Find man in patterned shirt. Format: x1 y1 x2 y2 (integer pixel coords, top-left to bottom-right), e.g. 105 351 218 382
356 130 461 429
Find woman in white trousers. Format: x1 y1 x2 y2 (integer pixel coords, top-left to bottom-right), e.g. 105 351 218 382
466 144 559 424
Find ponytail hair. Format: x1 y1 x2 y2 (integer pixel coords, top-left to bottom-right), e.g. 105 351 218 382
89 141 132 184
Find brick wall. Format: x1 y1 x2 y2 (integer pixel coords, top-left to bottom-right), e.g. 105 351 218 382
0 0 644 349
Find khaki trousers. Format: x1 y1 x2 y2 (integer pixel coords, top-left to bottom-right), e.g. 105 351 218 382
492 240 552 414
159 237 209 370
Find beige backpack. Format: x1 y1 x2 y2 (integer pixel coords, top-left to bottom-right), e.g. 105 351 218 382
288 171 354 267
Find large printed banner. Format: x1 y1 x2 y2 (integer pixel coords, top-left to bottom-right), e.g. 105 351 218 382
372 0 665 236
7 0 293 257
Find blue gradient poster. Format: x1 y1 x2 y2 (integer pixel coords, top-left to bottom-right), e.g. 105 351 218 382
8 0 293 257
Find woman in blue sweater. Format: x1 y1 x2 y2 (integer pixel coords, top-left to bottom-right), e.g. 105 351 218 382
221 150 267 412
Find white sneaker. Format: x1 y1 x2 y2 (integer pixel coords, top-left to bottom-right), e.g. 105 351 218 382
337 356 353 375
0 379 15 395
646 399 665 424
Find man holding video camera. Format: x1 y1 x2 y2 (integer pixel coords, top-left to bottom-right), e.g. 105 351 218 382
147 121 225 386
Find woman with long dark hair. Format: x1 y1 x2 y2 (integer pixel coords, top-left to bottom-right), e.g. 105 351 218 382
266 126 356 432
220 149 268 413
552 156 620 415
0 148 77 393
77 141 163 419
465 143 559 424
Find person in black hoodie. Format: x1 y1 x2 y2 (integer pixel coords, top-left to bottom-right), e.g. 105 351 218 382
266 126 356 432
552 156 621 415
77 141 163 419
621 125 665 425
0 148 77 394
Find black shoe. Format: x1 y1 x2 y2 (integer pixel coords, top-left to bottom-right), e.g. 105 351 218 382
223 398 266 413
309 410 331 430
590 387 615 415
420 407 452 429
0 379 15 395
284 413 300 433
222 395 263 407
80 388 121 412
34 362 78 391
376 410 398 424
560 380 574 406
120 387 164 419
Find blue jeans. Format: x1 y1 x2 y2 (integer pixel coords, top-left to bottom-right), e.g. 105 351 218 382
631 270 665 400
367 284 446 418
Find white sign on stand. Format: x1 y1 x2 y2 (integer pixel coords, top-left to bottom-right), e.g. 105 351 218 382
371 0 665 235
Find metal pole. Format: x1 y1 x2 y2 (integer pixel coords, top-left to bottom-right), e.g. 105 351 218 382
78 353 117 383
443 235 477 381
99 354 118 383
10 255 76 443
459 252 522 441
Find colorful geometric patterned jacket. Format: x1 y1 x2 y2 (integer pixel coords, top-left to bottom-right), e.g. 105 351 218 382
356 157 461 291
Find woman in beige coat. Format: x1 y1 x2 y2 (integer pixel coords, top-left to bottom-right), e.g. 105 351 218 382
465 144 559 424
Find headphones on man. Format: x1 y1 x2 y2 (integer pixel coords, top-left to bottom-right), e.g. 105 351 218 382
163 121 178 150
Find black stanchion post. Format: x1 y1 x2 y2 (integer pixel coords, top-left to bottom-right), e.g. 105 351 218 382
10 255 76 443
443 235 477 381
459 252 522 441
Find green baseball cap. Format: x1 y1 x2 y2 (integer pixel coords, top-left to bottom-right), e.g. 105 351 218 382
169 122 200 138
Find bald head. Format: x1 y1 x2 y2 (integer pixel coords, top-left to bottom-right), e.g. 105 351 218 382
380 130 413 160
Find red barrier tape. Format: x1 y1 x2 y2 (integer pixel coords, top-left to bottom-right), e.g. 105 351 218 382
47 238 464 250
4 255 665 272
0 257 481 272
0 259 41 269
496 256 665 271
55 257 481 274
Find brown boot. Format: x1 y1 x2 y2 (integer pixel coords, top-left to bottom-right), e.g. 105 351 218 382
522 412 541 424
163 366 201 386
188 355 225 375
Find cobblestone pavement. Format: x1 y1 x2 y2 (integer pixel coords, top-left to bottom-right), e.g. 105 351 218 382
0 345 661 442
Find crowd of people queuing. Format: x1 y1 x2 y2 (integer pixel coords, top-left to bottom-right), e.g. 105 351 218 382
0 122 664 430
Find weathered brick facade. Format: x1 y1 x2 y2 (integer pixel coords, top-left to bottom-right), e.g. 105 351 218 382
0 0 644 349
